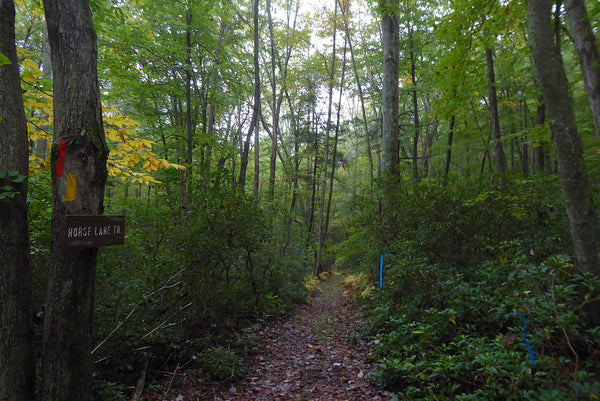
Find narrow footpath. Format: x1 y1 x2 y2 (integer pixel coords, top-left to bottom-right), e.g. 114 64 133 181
205 272 393 401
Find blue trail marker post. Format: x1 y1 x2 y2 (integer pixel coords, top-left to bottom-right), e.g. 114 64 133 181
514 312 535 364
380 251 386 288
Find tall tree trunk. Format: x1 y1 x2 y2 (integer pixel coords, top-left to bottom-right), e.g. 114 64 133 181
341 1 374 189
323 37 348 276
240 0 261 192
533 94 553 174
420 99 435 177
239 117 255 190
315 0 340 276
203 22 225 189
267 0 277 200
266 0 298 201
521 136 530 176
554 0 562 50
380 0 400 241
486 47 507 175
0 1 35 400
305 111 319 257
252 0 261 197
41 0 109 399
253 105 260 196
443 116 455 184
182 5 194 209
520 100 530 176
565 0 600 137
409 25 420 183
33 24 52 159
527 0 600 319
380 0 400 179
340 0 378 227
286 89 300 216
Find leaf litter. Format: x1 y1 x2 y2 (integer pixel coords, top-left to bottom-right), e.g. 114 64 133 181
175 272 392 400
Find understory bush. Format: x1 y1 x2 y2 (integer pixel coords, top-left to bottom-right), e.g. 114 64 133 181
85 185 309 398
352 177 600 400
198 347 244 381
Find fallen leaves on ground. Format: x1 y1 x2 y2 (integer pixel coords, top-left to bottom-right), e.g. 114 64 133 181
176 272 393 401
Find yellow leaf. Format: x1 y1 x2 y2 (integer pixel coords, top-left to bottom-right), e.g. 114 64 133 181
21 58 40 71
140 139 155 147
106 128 121 143
118 128 127 143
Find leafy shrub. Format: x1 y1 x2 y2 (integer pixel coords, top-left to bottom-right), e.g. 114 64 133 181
198 347 243 381
367 252 600 400
91 184 310 396
350 177 600 400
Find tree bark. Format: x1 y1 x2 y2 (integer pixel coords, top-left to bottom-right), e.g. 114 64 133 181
521 137 530 176
251 0 261 197
443 116 455 184
315 0 339 277
564 0 600 137
33 24 52 160
253 103 260 197
267 0 278 200
203 21 225 189
380 0 400 241
240 0 261 193
409 24 420 183
239 116 255 191
180 5 194 210
420 98 435 177
41 0 109 399
305 106 319 258
341 4 374 190
286 89 300 216
380 0 400 179
533 93 554 174
0 1 35 400
486 47 507 175
323 37 348 277
527 0 600 291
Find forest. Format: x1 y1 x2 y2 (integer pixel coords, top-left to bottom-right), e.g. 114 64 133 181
1 0 600 399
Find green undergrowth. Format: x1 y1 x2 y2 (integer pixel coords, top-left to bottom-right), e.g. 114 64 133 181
343 176 600 400
366 253 600 400
46 185 312 399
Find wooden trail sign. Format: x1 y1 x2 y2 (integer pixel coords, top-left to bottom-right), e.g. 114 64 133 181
58 215 125 250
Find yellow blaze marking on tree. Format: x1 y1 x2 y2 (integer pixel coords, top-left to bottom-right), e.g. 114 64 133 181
65 173 77 201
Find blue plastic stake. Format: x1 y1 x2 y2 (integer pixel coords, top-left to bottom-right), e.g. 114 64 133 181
514 312 535 364
380 251 386 288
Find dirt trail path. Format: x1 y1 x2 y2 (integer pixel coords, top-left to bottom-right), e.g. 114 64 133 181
209 272 392 401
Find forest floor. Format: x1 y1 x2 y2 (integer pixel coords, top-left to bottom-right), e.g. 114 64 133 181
172 271 393 401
